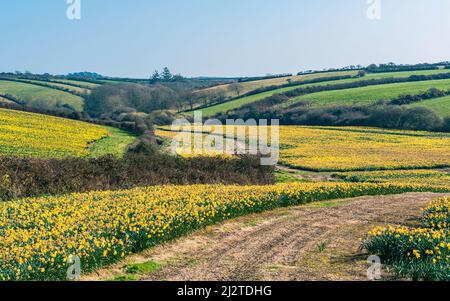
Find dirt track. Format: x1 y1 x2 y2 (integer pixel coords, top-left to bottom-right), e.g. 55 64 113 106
84 192 448 281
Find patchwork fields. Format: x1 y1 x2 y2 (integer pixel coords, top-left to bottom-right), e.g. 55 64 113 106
287 79 450 109
198 69 450 117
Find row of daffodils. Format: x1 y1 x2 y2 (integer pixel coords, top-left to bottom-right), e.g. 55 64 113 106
364 197 450 280
0 182 448 280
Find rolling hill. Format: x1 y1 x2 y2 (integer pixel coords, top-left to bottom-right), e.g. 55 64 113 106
0 80 84 111
285 78 450 113
200 71 359 98
197 69 450 117
0 108 136 158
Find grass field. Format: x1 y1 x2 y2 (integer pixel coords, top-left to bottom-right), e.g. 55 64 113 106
408 95 450 117
51 79 100 89
286 78 450 109
0 96 14 104
20 79 89 94
198 70 450 117
89 127 137 158
0 108 134 158
200 71 358 97
0 80 84 111
1 181 446 281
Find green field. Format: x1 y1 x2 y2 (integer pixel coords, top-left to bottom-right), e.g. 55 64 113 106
51 79 100 89
285 78 450 109
89 127 137 158
408 95 450 117
13 79 89 94
198 70 450 117
0 80 84 111
200 71 358 98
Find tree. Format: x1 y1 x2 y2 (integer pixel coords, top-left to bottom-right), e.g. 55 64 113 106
162 67 172 81
357 70 367 77
181 91 197 111
228 83 243 97
150 70 160 83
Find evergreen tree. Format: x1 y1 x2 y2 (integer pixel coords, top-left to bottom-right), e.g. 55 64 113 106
162 67 172 81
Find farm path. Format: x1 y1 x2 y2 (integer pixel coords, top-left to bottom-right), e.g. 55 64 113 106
84 192 448 281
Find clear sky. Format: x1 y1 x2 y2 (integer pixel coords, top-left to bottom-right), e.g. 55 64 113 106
1 0 450 78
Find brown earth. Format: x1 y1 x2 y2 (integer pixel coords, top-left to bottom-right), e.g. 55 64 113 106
83 192 448 281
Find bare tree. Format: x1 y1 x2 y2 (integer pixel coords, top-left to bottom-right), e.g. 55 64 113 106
228 83 244 97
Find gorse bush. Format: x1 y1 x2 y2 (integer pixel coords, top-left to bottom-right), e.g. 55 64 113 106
363 197 450 280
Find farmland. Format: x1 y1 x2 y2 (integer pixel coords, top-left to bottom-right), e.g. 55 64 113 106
278 126 450 171
198 69 450 117
0 80 84 111
200 71 358 98
1 182 447 281
286 79 450 110
334 169 450 187
156 125 450 172
408 95 450 117
0 108 133 158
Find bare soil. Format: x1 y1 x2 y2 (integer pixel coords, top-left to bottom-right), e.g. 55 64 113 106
83 192 448 281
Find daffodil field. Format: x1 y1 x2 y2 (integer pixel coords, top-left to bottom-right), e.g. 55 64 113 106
334 169 450 187
278 126 450 171
156 125 450 171
0 109 108 158
364 197 450 280
2 182 448 281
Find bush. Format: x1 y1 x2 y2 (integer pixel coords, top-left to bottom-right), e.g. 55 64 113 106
0 153 274 201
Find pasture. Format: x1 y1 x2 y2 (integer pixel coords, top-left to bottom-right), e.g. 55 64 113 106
286 79 450 108
200 71 358 98
198 70 450 117
0 80 84 111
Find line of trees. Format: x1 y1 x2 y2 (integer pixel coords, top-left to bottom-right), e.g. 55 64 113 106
388 88 450 105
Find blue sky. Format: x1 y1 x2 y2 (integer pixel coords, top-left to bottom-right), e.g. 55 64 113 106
1 0 450 77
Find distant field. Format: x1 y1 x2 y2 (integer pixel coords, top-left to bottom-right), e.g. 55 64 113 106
156 125 450 172
51 79 101 89
0 96 14 104
13 79 89 94
201 71 358 98
286 78 450 108
335 169 450 187
0 109 134 158
0 80 84 111
279 126 450 171
198 70 450 117
408 95 450 117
